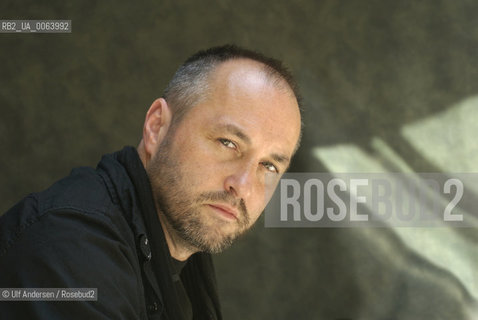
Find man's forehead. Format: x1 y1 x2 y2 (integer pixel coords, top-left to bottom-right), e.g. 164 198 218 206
207 60 297 108
201 61 298 144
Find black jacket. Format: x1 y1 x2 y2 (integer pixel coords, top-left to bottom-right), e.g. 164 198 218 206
0 147 222 319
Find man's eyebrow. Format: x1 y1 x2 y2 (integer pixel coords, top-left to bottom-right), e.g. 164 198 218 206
219 123 251 145
271 153 290 164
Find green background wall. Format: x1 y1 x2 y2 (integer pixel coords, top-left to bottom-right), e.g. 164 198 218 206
1 1 477 319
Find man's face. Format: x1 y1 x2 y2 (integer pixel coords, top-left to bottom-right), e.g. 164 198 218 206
147 59 301 253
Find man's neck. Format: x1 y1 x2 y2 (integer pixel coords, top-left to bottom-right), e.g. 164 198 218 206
157 212 197 261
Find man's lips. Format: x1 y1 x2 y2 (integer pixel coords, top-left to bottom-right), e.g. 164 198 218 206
207 203 239 221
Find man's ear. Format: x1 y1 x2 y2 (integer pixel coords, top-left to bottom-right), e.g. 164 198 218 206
142 98 172 159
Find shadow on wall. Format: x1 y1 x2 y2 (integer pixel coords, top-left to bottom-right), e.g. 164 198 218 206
304 97 478 318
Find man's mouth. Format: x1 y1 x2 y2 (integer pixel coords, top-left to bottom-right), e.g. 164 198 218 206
207 203 239 221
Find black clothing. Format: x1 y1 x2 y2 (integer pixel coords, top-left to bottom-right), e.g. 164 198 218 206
0 147 222 319
171 259 193 320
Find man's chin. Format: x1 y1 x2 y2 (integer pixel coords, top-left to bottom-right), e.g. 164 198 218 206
200 240 234 254
173 210 245 253
188 229 239 254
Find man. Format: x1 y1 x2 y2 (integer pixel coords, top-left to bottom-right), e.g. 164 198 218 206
0 45 302 319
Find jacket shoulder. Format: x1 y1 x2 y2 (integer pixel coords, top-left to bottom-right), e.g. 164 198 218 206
38 166 112 215
0 166 116 256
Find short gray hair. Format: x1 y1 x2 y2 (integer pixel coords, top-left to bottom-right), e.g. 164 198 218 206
162 45 302 129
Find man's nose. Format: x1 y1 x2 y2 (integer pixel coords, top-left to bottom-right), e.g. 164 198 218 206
223 162 257 200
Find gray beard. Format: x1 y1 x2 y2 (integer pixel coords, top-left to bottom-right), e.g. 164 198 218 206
146 137 250 254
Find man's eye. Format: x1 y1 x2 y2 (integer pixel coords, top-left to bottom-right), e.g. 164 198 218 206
262 162 279 174
219 138 237 149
